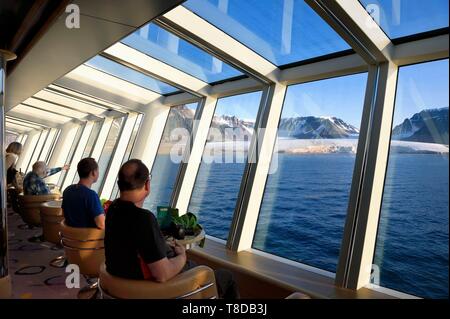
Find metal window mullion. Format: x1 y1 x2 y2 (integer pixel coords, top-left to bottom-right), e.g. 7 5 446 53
15 130 38 172
98 114 131 199
226 85 272 249
46 128 61 163
100 114 139 199
111 113 144 199
335 64 380 287
173 96 218 215
61 122 95 191
25 130 46 173
46 123 79 185
90 118 114 161
305 0 392 64
81 119 105 159
35 129 50 161
58 122 86 187
336 61 399 290
23 130 42 173
37 128 57 162
170 100 204 208
226 83 287 252
128 103 171 179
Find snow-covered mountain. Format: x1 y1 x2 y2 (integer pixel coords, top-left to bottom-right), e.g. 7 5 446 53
392 107 449 144
163 106 360 141
208 114 254 141
278 116 359 139
161 106 254 142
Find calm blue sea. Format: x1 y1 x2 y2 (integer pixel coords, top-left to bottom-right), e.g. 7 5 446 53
149 153 449 299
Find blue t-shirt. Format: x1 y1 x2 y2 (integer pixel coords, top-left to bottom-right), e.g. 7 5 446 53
62 184 104 228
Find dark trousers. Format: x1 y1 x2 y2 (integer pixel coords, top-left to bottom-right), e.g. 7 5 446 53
183 260 240 299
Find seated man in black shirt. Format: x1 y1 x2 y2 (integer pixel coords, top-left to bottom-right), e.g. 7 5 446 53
105 159 239 298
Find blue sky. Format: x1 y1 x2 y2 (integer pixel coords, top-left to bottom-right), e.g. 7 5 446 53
213 59 449 128
394 59 449 126
213 73 368 128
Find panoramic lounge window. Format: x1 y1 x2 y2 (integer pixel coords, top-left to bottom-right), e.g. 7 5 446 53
188 92 262 240
184 0 350 66
374 59 449 299
359 0 449 39
92 117 126 194
144 103 198 212
253 73 368 273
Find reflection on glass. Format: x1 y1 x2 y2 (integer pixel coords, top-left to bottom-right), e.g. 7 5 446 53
144 103 198 212
184 0 350 66
122 23 242 83
85 56 179 95
111 114 144 199
359 0 449 39
253 73 368 273
188 92 262 240
92 117 125 194
374 59 449 299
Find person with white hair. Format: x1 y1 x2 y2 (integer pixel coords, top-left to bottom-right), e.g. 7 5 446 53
23 161 70 195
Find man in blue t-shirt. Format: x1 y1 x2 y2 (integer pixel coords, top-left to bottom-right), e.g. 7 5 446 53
62 158 105 229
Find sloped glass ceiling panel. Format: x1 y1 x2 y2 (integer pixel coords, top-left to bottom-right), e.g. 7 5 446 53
121 22 242 83
5 116 44 130
184 0 351 66
12 104 72 124
85 56 179 95
23 97 87 119
36 89 108 116
359 0 449 39
5 122 31 132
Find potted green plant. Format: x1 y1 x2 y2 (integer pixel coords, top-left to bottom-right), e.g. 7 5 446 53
172 212 202 237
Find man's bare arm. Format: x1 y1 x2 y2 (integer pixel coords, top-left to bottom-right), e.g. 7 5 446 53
94 214 105 230
147 243 186 282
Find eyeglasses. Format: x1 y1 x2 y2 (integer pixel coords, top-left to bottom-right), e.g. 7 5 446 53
146 174 152 183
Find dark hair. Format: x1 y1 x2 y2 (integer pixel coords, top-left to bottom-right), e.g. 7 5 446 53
77 158 98 179
6 142 23 155
118 159 149 192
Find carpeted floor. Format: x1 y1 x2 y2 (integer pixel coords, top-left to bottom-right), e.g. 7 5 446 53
7 208 88 299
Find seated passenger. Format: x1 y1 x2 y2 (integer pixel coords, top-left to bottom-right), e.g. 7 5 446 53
105 159 239 299
23 161 69 195
62 158 105 229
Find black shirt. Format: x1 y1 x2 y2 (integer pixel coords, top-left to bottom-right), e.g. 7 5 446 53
105 199 168 280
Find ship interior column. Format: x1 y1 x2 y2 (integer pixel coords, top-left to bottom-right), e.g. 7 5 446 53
0 49 17 298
